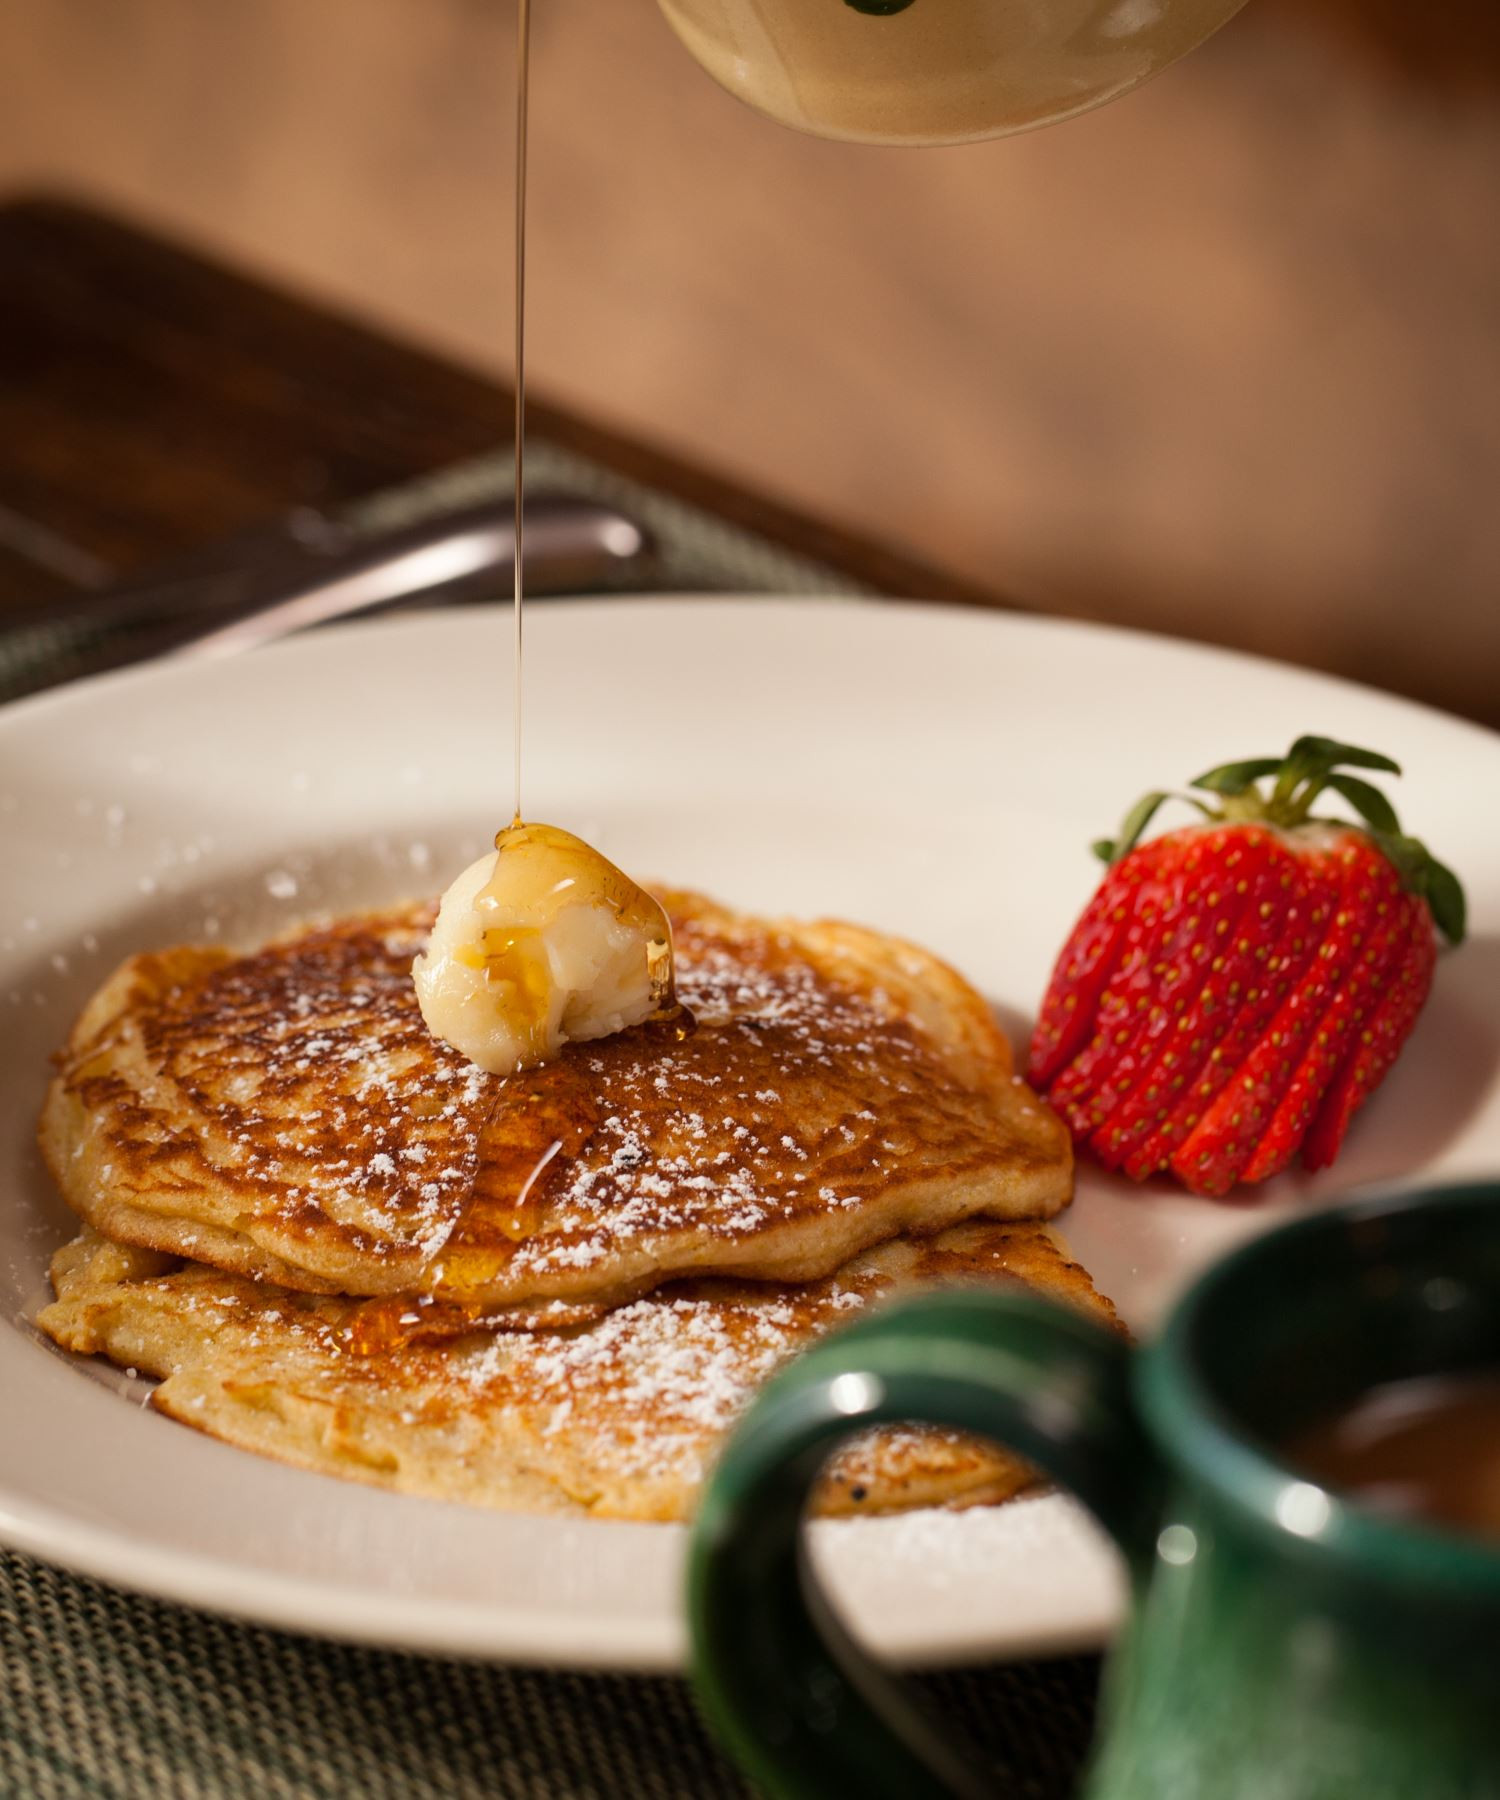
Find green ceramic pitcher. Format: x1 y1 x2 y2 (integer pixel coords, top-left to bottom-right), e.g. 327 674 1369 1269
688 1182 1500 1799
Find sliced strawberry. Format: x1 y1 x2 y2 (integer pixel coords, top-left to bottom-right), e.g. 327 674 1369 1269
1239 841 1410 1184
1032 734 1464 1195
1120 845 1325 1179
1169 835 1384 1195
1097 827 1289 1175
1301 896 1436 1170
1027 836 1172 1089
1044 849 1188 1135
1080 828 1275 1167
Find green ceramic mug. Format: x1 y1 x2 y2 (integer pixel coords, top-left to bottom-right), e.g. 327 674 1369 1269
688 1182 1500 1799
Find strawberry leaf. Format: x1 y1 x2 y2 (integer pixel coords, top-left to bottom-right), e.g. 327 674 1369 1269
1324 773 1401 836
1288 736 1402 777
1280 740 1403 822
1424 858 1467 946
1190 757 1283 796
1370 832 1467 946
1096 791 1171 865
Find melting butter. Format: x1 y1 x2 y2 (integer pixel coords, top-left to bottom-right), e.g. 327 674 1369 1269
413 820 678 1076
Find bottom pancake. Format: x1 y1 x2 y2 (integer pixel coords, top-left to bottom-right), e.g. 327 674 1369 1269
38 1221 1119 1523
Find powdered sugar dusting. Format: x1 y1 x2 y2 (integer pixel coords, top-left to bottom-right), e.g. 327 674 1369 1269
132 905 491 1266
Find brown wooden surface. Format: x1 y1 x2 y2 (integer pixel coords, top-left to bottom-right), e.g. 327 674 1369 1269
0 198 999 619
3 4 1498 729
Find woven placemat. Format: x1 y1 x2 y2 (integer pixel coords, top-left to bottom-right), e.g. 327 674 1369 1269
0 441 869 706
0 1552 1098 1799
1 446 1103 1798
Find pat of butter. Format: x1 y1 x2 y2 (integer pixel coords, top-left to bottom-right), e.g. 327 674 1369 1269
413 821 676 1076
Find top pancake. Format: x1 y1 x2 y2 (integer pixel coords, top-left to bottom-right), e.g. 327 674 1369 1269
41 890 1071 1311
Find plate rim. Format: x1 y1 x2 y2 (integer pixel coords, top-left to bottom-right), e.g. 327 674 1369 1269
3 591 1496 752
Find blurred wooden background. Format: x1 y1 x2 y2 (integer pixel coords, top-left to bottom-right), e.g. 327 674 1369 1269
0 0 1496 720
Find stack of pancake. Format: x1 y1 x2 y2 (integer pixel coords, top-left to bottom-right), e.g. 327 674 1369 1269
38 889 1113 1520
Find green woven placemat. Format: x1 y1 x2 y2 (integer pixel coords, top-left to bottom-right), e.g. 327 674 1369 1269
0 1551 1098 1799
1 447 1102 1798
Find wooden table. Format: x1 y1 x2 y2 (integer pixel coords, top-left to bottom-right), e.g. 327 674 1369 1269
0 198 1000 618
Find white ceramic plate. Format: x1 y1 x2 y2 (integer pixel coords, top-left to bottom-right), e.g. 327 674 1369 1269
2 598 1497 1670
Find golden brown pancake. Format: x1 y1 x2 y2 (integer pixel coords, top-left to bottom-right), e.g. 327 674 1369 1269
38 1220 1117 1521
40 893 1071 1313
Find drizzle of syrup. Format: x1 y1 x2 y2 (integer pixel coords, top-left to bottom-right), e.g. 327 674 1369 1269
427 1053 597 1303
491 11 687 1076
345 1293 482 1357
512 0 531 821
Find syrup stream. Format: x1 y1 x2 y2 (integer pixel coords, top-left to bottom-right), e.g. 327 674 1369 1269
512 0 532 825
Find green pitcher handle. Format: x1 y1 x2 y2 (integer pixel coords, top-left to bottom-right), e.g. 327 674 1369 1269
687 1290 1162 1800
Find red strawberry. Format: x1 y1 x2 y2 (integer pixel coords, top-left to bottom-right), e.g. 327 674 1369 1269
1107 829 1314 1178
1027 736 1465 1197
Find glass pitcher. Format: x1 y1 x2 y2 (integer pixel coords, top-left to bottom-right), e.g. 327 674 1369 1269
656 0 1249 145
